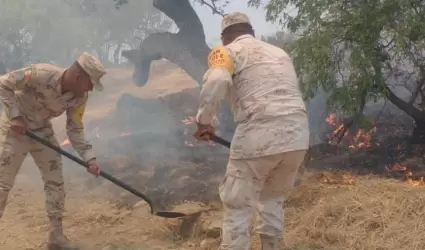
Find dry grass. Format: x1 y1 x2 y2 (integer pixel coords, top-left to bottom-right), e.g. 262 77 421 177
4 158 425 249
278 174 425 250
168 173 425 250
0 181 183 249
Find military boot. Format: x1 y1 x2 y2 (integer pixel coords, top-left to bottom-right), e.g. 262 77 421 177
47 218 80 250
259 234 280 250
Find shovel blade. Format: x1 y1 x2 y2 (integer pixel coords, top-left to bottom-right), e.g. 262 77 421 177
154 211 189 218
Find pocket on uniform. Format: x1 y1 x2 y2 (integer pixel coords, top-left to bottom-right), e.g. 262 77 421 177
0 136 19 166
219 174 256 209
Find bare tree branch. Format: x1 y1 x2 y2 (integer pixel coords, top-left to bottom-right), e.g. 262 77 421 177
196 0 226 17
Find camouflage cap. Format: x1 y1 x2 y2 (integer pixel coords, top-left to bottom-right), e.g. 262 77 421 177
76 52 106 91
221 12 251 33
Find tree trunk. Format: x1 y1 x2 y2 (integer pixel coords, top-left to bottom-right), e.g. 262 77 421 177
121 0 236 136
372 57 425 143
385 86 425 143
386 86 425 124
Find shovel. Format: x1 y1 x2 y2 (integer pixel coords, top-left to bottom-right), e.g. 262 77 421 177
200 133 231 148
209 135 231 148
25 130 189 219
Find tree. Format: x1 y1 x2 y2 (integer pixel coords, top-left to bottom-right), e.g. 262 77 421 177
68 0 172 64
250 0 425 140
118 0 212 85
116 0 236 137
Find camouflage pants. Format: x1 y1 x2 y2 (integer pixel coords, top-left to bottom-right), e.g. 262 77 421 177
219 150 307 250
0 125 65 219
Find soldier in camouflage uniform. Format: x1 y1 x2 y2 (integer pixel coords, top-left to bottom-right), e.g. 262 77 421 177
0 52 105 250
193 13 310 250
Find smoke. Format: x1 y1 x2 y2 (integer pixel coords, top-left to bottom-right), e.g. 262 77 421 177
85 68 228 207
0 0 171 195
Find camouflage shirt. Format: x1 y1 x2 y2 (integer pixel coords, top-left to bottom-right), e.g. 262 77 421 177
196 34 310 159
0 63 95 161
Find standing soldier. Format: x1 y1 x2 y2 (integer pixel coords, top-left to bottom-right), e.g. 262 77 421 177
193 12 310 250
0 52 105 249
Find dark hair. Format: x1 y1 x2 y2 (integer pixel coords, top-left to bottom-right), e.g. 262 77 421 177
221 23 253 36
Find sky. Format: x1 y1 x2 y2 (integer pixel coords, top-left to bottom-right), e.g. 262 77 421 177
192 1 282 46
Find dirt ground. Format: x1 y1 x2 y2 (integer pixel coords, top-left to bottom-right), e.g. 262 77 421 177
1 61 425 250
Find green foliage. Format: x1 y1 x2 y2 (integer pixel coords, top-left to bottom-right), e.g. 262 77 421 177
252 0 425 121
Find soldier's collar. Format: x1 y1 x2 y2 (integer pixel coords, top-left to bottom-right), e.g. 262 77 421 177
57 69 67 95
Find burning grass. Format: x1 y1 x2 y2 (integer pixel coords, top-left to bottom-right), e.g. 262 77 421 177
325 112 376 149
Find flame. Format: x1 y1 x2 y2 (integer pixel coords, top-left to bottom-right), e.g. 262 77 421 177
325 112 375 149
385 163 425 186
404 171 425 186
325 113 338 126
348 127 376 149
181 116 196 125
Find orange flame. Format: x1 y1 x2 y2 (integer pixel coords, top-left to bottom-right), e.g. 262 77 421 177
325 113 338 126
385 163 425 186
348 127 376 149
325 112 375 149
404 171 425 186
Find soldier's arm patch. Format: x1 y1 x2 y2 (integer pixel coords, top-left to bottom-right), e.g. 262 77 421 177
207 46 234 74
69 102 86 124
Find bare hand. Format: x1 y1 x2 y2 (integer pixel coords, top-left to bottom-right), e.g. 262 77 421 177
87 159 100 177
193 123 215 141
10 116 27 135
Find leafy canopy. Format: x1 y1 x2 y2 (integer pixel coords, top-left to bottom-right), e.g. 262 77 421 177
249 0 425 124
